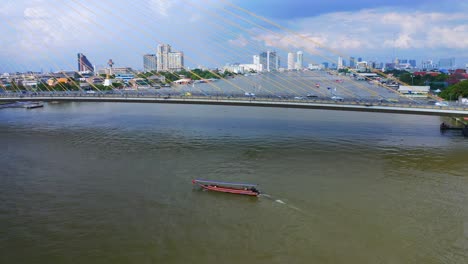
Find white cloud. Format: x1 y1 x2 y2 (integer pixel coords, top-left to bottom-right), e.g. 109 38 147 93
148 0 174 17
428 25 468 49
250 6 468 60
229 35 249 47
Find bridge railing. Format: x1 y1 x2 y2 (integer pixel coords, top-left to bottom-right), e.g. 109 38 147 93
1 92 468 112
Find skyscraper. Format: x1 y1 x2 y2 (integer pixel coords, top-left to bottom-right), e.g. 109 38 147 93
296 51 303 70
439 58 455 69
259 52 268 71
156 44 184 72
337 56 343 69
77 53 94 73
157 44 170 72
349 57 356 68
287 52 295 70
167 52 184 72
253 55 260 65
143 54 157 72
259 51 279 72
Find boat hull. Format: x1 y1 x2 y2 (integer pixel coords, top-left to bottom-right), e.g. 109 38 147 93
192 180 259 196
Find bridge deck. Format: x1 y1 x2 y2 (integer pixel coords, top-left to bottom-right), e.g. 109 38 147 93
1 95 468 117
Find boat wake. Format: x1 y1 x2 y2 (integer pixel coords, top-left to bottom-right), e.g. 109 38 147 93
259 194 305 213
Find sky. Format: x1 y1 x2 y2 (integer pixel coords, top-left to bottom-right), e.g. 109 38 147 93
0 0 467 72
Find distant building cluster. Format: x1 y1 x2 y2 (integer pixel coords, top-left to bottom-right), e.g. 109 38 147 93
331 55 457 73
223 51 281 74
3 42 468 93
75 43 184 76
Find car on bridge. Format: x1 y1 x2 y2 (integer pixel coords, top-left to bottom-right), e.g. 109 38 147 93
435 101 449 107
331 96 344 102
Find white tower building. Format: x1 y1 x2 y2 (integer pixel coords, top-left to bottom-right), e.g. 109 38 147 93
296 51 303 70
287 52 295 70
337 56 343 69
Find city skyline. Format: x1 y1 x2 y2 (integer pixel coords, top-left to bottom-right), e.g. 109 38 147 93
1 0 467 72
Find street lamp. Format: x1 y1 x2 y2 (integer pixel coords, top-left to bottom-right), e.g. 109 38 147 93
410 75 414 85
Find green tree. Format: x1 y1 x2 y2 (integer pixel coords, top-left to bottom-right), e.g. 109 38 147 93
439 80 468 100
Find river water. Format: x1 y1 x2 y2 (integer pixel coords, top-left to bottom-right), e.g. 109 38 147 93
1 102 467 263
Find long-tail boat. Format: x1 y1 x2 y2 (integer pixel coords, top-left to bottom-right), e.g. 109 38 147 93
192 179 260 196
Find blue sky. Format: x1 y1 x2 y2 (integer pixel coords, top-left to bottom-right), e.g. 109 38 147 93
0 0 467 72
234 0 447 19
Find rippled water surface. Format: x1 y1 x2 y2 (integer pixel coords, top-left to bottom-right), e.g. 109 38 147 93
1 102 468 263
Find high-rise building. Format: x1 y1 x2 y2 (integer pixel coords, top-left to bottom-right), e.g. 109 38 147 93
409 60 417 68
168 51 184 71
253 55 260 65
143 54 157 72
157 44 184 72
157 44 170 72
296 51 303 70
421 60 436 70
287 52 295 70
77 53 94 73
259 51 279 72
439 58 455 69
337 56 343 69
259 52 268 71
350 57 356 68
322 62 329 69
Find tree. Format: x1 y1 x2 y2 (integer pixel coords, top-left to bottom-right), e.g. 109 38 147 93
439 80 468 100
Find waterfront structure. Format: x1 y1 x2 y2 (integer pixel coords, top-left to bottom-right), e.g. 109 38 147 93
308 64 323 70
143 54 157 72
77 53 94 73
259 51 279 72
296 51 303 70
157 44 184 72
287 52 295 70
224 63 261 74
398 85 430 97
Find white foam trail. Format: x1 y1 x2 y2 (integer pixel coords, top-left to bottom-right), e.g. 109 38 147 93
260 194 307 214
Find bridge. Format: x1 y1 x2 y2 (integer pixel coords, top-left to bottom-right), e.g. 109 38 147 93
2 92 468 117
